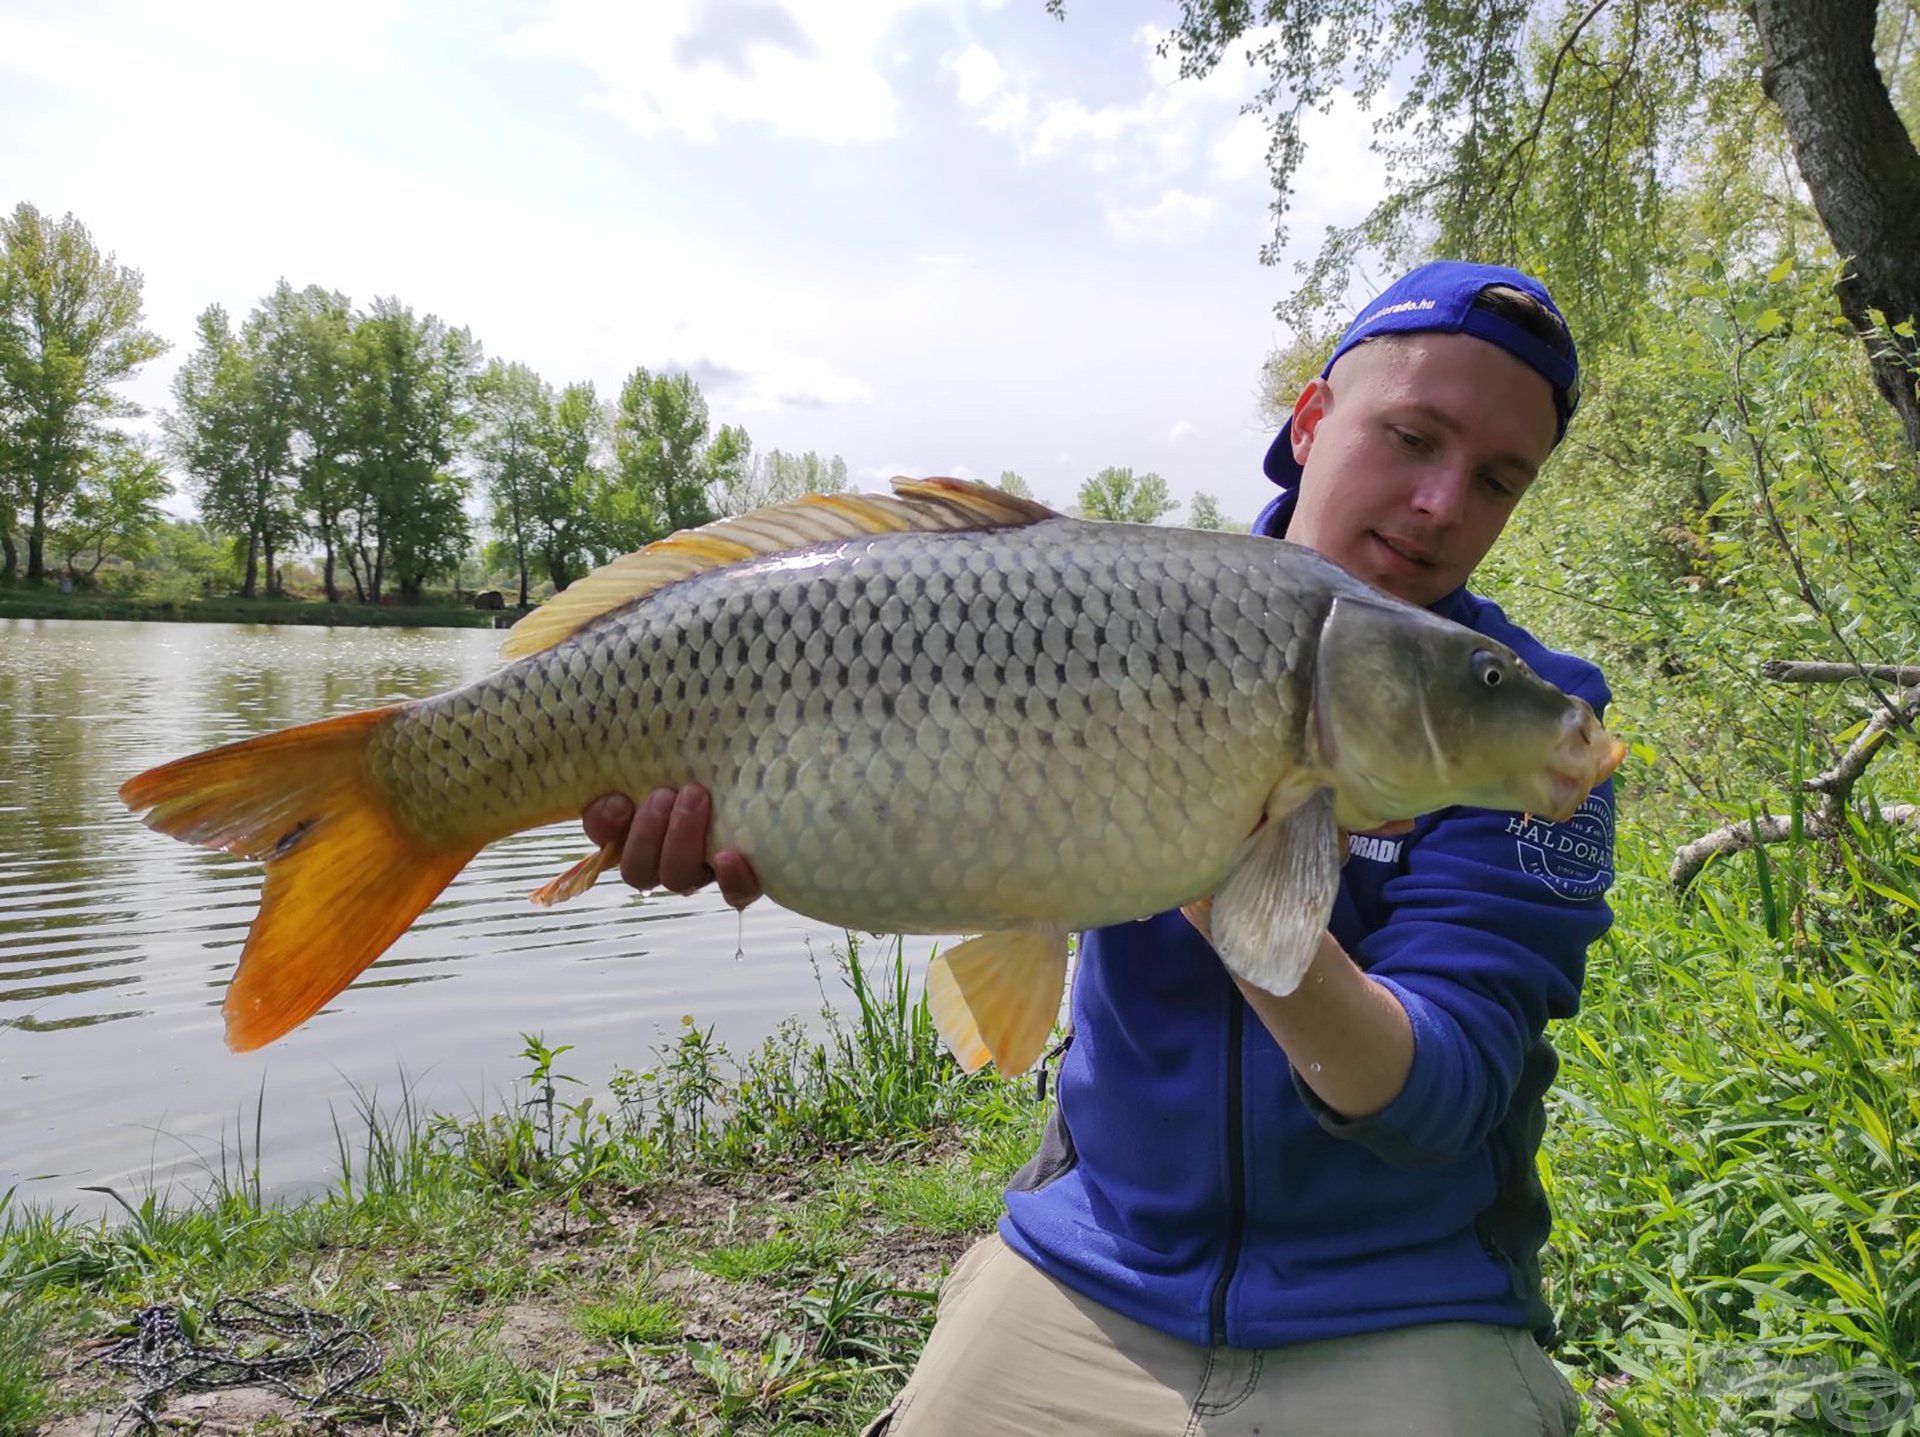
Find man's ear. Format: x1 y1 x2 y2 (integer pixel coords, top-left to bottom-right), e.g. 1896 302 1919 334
1291 377 1331 468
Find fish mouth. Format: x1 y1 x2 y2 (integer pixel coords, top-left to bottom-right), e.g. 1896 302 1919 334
1534 708 1627 823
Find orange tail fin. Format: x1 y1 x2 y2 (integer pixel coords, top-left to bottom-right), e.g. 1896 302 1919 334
118 706 481 1051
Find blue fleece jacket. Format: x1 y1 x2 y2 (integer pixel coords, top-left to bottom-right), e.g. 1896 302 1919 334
999 484 1617 1350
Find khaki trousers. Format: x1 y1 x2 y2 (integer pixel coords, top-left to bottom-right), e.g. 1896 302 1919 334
865 1235 1582 1437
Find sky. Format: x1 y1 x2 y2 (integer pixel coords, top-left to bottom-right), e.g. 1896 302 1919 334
1 0 1390 526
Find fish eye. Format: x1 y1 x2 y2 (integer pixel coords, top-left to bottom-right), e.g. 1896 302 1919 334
1472 650 1507 689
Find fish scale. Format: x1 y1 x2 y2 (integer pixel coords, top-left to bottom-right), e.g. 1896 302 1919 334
369 520 1315 935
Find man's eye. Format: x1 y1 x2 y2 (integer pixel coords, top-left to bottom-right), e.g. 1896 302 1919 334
1393 428 1427 452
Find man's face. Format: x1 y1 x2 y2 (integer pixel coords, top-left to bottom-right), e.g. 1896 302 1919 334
1285 331 1559 608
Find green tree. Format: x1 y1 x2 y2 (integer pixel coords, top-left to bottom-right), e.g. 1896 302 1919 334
139 517 241 598
996 469 1033 499
54 434 169 577
166 302 300 597
607 368 742 547
1186 492 1240 531
1141 0 1920 450
473 360 552 607
533 381 607 592
714 447 846 514
1077 466 1175 524
278 284 356 604
341 299 478 604
0 203 165 581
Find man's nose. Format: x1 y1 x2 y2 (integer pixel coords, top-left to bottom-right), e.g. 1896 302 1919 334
1409 464 1470 526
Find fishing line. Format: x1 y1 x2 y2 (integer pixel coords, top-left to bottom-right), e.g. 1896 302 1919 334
87 1293 415 1435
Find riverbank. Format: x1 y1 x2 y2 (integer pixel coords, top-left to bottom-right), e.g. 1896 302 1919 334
0 587 500 630
4 836 1916 1434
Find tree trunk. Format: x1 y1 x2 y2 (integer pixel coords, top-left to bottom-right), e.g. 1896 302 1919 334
1 515 16 582
27 490 47 581
241 530 259 598
1752 0 1920 452
517 554 529 609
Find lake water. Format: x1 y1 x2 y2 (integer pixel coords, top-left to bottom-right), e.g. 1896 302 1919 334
0 618 940 1218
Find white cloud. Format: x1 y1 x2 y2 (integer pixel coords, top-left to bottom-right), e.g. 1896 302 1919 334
1107 190 1217 243
948 42 1004 109
954 23 1279 180
1212 111 1270 184
667 347 874 412
506 0 929 144
1168 419 1198 443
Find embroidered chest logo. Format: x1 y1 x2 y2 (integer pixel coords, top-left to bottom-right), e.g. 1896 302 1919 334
1507 792 1615 900
1347 832 1405 864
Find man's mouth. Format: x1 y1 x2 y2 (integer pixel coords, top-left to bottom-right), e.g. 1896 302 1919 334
1371 531 1435 567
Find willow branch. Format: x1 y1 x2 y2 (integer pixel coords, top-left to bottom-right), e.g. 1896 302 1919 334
1760 660 1920 685
1669 805 1920 888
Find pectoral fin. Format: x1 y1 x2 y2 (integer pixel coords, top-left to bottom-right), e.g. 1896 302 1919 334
926 926 1069 1075
1210 787 1340 997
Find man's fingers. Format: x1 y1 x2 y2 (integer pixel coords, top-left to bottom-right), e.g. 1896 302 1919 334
582 793 634 849
712 850 762 910
658 784 717 894
619 788 676 891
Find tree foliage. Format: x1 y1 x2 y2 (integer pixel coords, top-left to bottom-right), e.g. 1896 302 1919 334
1149 0 1920 446
1185 491 1244 531
0 202 165 580
473 360 552 606
1077 466 1175 523
166 302 299 597
341 299 478 604
608 369 746 547
534 381 607 592
714 447 849 515
53 433 168 575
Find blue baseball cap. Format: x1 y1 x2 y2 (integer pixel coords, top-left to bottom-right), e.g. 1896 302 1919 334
1261 260 1581 489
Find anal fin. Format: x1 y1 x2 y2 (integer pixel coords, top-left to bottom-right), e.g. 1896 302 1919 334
926 926 1069 1075
1211 787 1340 997
530 839 623 907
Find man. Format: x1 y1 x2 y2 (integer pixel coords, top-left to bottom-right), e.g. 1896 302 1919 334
581 261 1614 1435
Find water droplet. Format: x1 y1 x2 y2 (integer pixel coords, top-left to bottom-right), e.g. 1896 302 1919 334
1309 1062 1322 1074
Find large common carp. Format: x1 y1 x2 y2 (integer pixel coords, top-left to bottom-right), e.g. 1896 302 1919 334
121 478 1623 1074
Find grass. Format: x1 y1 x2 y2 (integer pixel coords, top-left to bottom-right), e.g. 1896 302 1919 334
694 1236 812 1282
576 1290 684 1345
3 841 1916 1433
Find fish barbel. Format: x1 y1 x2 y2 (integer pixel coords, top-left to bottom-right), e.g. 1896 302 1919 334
121 478 1624 1073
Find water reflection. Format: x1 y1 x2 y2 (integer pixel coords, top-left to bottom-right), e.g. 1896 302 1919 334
0 618 936 1216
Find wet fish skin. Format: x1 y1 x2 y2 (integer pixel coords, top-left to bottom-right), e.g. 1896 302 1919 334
371 520 1330 936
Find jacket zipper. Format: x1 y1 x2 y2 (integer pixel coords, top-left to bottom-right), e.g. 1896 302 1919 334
1209 991 1246 1346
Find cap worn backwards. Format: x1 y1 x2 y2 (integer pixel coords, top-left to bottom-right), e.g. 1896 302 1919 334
1261 260 1581 490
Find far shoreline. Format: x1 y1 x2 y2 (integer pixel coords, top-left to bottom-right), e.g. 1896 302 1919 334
0 588 516 631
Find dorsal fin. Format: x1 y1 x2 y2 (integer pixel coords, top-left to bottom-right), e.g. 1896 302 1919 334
501 476 1059 660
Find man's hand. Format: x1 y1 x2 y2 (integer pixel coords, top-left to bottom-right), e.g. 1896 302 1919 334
581 785 763 910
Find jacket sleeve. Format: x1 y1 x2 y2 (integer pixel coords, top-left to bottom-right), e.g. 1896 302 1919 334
1289 765 1617 1170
